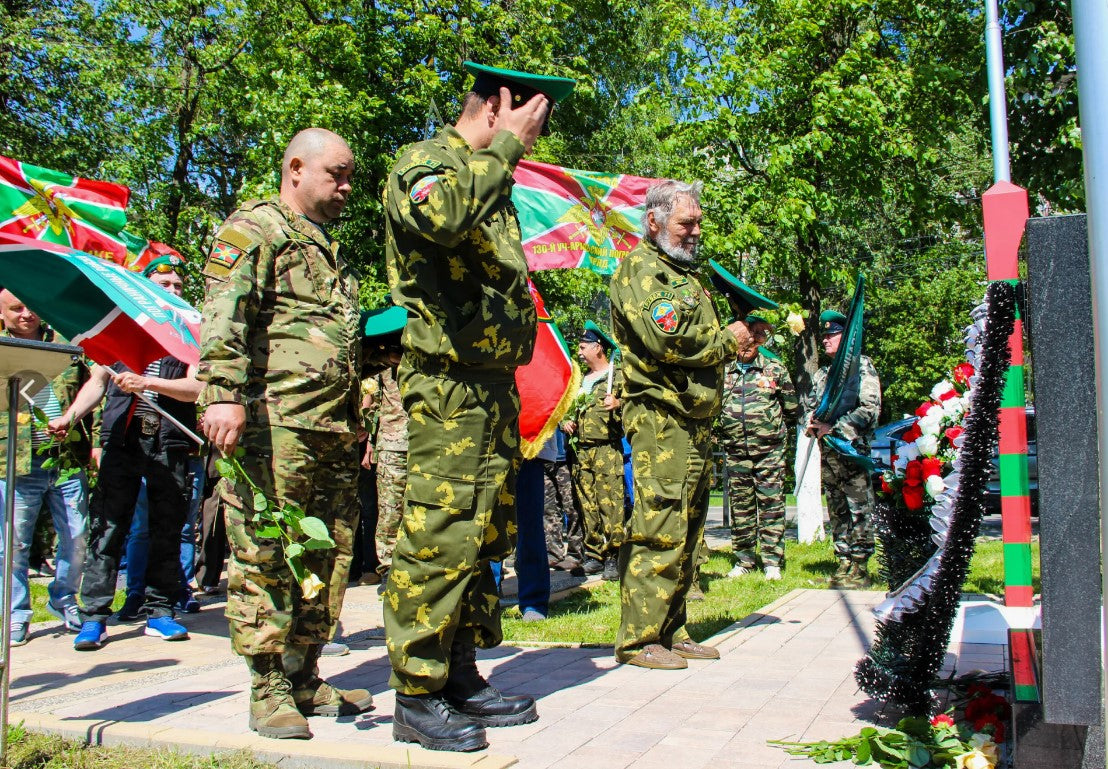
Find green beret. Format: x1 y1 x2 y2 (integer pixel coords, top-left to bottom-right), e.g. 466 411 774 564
745 312 773 326
708 260 778 315
361 305 407 338
464 62 576 104
582 319 617 352
758 344 781 361
819 310 847 335
142 254 185 277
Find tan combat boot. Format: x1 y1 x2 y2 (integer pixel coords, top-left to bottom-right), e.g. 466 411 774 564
287 643 373 717
829 559 852 587
842 560 873 590
246 653 311 739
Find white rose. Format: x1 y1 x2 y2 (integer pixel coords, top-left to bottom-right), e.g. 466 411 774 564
919 412 943 436
931 380 956 401
301 573 325 600
943 397 966 420
925 475 945 498
786 312 805 335
901 442 921 461
916 434 940 456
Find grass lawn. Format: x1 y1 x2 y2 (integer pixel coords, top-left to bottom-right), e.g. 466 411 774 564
502 536 1039 645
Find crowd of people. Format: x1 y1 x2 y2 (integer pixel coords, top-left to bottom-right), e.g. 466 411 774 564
0 61 883 754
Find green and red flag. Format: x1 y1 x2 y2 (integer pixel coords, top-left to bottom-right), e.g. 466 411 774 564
512 159 658 275
0 232 200 370
0 154 132 264
517 279 580 459
120 230 185 273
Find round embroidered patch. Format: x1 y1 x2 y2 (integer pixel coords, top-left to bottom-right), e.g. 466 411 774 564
650 299 679 333
410 175 438 204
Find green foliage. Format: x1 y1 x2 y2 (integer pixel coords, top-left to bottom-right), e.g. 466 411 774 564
28 406 96 486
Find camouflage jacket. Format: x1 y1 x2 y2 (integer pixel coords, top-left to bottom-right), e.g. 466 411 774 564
0 328 94 475
574 365 624 445
368 365 408 452
384 126 535 381
800 355 882 448
719 350 798 455
198 198 362 434
609 239 738 420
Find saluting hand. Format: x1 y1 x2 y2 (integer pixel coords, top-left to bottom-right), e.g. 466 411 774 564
493 87 549 154
726 319 756 357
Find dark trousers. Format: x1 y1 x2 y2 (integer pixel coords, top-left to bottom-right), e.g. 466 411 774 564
194 451 227 590
79 428 189 621
350 459 380 580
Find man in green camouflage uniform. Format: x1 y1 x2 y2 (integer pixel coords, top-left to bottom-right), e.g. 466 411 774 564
609 180 767 670
564 321 624 581
368 360 407 577
800 309 882 588
198 128 372 740
383 62 574 751
720 315 798 580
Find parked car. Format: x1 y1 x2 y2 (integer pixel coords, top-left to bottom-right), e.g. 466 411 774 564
867 406 1037 515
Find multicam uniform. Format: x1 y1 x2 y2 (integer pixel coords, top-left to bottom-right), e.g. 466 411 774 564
383 126 535 694
571 365 625 565
198 198 362 659
609 238 738 662
369 365 408 575
800 356 881 564
542 431 580 565
720 350 798 569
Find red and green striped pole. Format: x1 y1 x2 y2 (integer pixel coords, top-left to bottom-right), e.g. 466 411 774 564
982 181 1033 609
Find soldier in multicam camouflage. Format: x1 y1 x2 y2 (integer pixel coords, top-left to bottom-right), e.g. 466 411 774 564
800 309 882 589
541 430 582 570
382 62 574 752
719 315 798 581
564 321 624 581
609 180 772 671
367 360 407 578
198 128 372 740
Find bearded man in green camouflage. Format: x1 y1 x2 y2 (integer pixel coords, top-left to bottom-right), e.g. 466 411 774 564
720 315 798 581
198 128 371 740
800 310 882 588
383 62 574 752
609 180 771 670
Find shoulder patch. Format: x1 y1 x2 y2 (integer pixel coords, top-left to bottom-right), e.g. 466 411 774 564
410 175 439 204
203 227 257 280
398 157 443 177
649 298 680 334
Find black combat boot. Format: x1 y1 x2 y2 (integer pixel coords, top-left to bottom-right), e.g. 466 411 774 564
393 693 488 752
601 557 618 581
442 641 538 727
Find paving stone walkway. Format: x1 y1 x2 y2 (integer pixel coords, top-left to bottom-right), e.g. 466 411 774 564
6 583 1006 769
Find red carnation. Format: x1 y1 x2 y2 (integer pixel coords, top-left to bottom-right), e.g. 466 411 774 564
953 362 975 385
930 713 956 729
921 457 943 478
945 426 964 444
902 484 925 510
902 422 923 443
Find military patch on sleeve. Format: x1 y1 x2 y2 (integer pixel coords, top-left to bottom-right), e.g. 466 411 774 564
650 299 680 334
410 175 439 204
203 227 255 280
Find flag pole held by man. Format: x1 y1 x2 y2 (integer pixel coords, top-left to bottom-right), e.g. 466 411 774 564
383 61 574 752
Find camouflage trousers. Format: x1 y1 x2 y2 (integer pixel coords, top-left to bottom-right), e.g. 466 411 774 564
725 442 787 568
572 442 625 563
616 403 712 662
220 426 358 657
383 369 519 694
822 450 875 561
541 459 582 563
374 448 407 574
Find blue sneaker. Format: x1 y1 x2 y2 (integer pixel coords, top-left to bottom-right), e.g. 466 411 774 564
74 621 107 650
145 616 189 641
116 592 146 622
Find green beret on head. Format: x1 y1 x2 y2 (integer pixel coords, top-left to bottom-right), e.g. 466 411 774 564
361 304 408 339
820 310 847 335
464 61 576 104
581 319 617 352
745 312 773 327
142 254 185 277
708 259 778 317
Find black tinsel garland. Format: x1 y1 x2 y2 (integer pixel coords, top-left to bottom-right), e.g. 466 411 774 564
855 281 1016 715
872 496 938 593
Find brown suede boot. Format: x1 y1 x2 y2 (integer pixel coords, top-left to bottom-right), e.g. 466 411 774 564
246 653 311 739
287 643 373 717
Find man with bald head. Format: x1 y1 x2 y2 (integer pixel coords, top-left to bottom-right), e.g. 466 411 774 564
198 127 370 740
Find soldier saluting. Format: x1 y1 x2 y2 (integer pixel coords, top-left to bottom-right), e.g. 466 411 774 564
383 63 574 752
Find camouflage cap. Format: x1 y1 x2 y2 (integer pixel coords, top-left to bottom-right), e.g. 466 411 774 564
464 61 576 104
361 304 407 338
819 310 847 335
581 319 617 352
